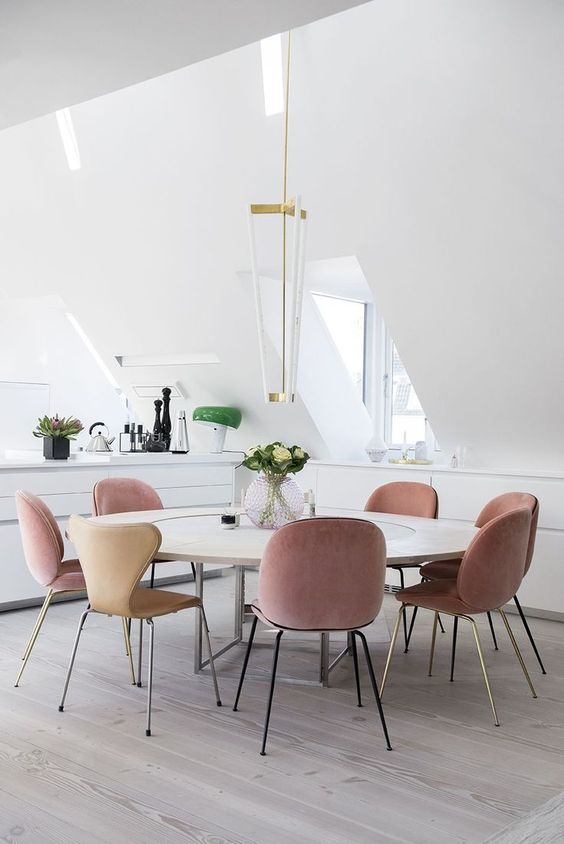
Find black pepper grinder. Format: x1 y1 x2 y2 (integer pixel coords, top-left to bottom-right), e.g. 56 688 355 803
153 399 163 442
161 387 172 451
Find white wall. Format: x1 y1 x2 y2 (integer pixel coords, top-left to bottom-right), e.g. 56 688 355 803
0 296 125 453
0 0 562 468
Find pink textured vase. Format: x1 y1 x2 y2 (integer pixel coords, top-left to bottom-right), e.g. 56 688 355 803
245 473 304 529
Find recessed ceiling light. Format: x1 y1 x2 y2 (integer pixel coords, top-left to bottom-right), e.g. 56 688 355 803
260 34 284 116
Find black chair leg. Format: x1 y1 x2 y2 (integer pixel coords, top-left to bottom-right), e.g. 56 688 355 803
514 594 546 674
487 611 499 650
149 563 156 590
450 616 458 682
437 614 446 634
397 569 409 650
405 606 418 652
233 615 258 712
260 630 283 756
350 630 362 707
354 631 392 751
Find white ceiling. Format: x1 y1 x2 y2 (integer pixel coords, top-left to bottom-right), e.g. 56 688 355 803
0 0 367 131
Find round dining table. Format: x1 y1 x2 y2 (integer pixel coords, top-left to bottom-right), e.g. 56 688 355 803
92 506 477 685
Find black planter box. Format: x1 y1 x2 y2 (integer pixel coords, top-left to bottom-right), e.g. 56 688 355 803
43 437 70 460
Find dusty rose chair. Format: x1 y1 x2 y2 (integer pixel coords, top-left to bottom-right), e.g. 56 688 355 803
232 517 392 756
381 508 537 726
365 481 439 650
14 490 134 686
419 493 543 675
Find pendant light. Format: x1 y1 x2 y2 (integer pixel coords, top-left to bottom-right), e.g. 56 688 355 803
248 31 308 403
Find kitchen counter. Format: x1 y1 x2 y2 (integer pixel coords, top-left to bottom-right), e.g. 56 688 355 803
0 451 243 470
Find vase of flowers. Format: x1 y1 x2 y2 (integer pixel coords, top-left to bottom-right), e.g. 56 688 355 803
33 415 84 460
243 442 310 529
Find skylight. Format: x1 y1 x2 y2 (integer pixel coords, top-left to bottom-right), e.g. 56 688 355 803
55 108 81 171
260 35 284 116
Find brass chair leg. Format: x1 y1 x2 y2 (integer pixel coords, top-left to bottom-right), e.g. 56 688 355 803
380 604 406 697
122 617 136 685
15 589 55 687
498 609 537 699
58 608 92 711
467 616 499 726
428 612 439 676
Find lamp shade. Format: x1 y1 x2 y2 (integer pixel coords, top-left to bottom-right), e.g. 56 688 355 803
192 407 242 430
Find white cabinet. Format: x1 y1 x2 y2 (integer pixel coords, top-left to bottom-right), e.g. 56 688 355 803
0 456 236 609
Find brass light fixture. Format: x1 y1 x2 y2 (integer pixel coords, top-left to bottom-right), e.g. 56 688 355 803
248 31 308 403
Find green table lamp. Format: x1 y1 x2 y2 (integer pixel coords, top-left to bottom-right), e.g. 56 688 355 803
192 406 242 453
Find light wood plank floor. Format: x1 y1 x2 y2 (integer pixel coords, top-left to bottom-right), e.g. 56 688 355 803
0 570 562 844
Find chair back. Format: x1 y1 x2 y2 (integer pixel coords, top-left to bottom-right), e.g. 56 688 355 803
92 477 163 516
16 491 64 587
365 481 438 519
258 517 386 631
475 492 539 575
68 515 161 616
458 508 532 612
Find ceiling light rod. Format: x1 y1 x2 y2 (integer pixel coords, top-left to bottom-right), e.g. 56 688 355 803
248 31 308 404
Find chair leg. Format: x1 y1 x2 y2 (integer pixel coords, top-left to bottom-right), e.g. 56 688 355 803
498 609 537 699
122 617 136 685
513 594 546 674
450 616 458 682
350 629 362 707
260 630 283 756
397 569 409 649
233 615 258 712
355 631 392 751
15 589 55 687
428 612 439 676
58 609 91 712
487 611 499 651
145 619 155 736
467 616 499 726
136 618 143 687
437 614 446 634
380 604 406 697
199 605 222 706
149 563 156 590
404 606 418 652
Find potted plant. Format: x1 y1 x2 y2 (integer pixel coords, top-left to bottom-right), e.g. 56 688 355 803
243 442 310 529
33 415 84 460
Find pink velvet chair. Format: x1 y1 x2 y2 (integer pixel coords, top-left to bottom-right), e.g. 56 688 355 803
380 508 537 726
365 481 439 650
232 517 392 756
418 492 544 674
14 490 134 686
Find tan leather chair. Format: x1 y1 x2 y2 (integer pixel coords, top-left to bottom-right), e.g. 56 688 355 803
59 515 221 736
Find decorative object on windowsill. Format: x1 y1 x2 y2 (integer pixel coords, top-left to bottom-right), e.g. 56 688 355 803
171 410 190 454
248 31 308 404
243 441 310 529
389 457 433 465
85 422 115 453
365 433 387 463
192 406 242 453
414 440 428 461
33 414 84 460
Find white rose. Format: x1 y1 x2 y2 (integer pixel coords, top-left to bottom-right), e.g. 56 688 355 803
293 447 305 459
272 446 292 462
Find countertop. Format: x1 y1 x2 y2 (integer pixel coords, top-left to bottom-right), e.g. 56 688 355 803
0 451 243 471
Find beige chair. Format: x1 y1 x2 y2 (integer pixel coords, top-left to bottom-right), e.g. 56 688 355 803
59 515 221 736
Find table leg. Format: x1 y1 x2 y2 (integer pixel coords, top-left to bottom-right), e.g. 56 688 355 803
319 632 330 687
193 562 204 674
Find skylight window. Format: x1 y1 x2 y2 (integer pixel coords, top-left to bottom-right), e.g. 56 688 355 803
260 34 284 116
55 108 81 171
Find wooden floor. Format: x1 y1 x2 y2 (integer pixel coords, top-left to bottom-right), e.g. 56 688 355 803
0 570 563 844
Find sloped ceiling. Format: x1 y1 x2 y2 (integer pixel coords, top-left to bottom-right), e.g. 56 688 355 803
0 0 562 468
0 0 368 130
